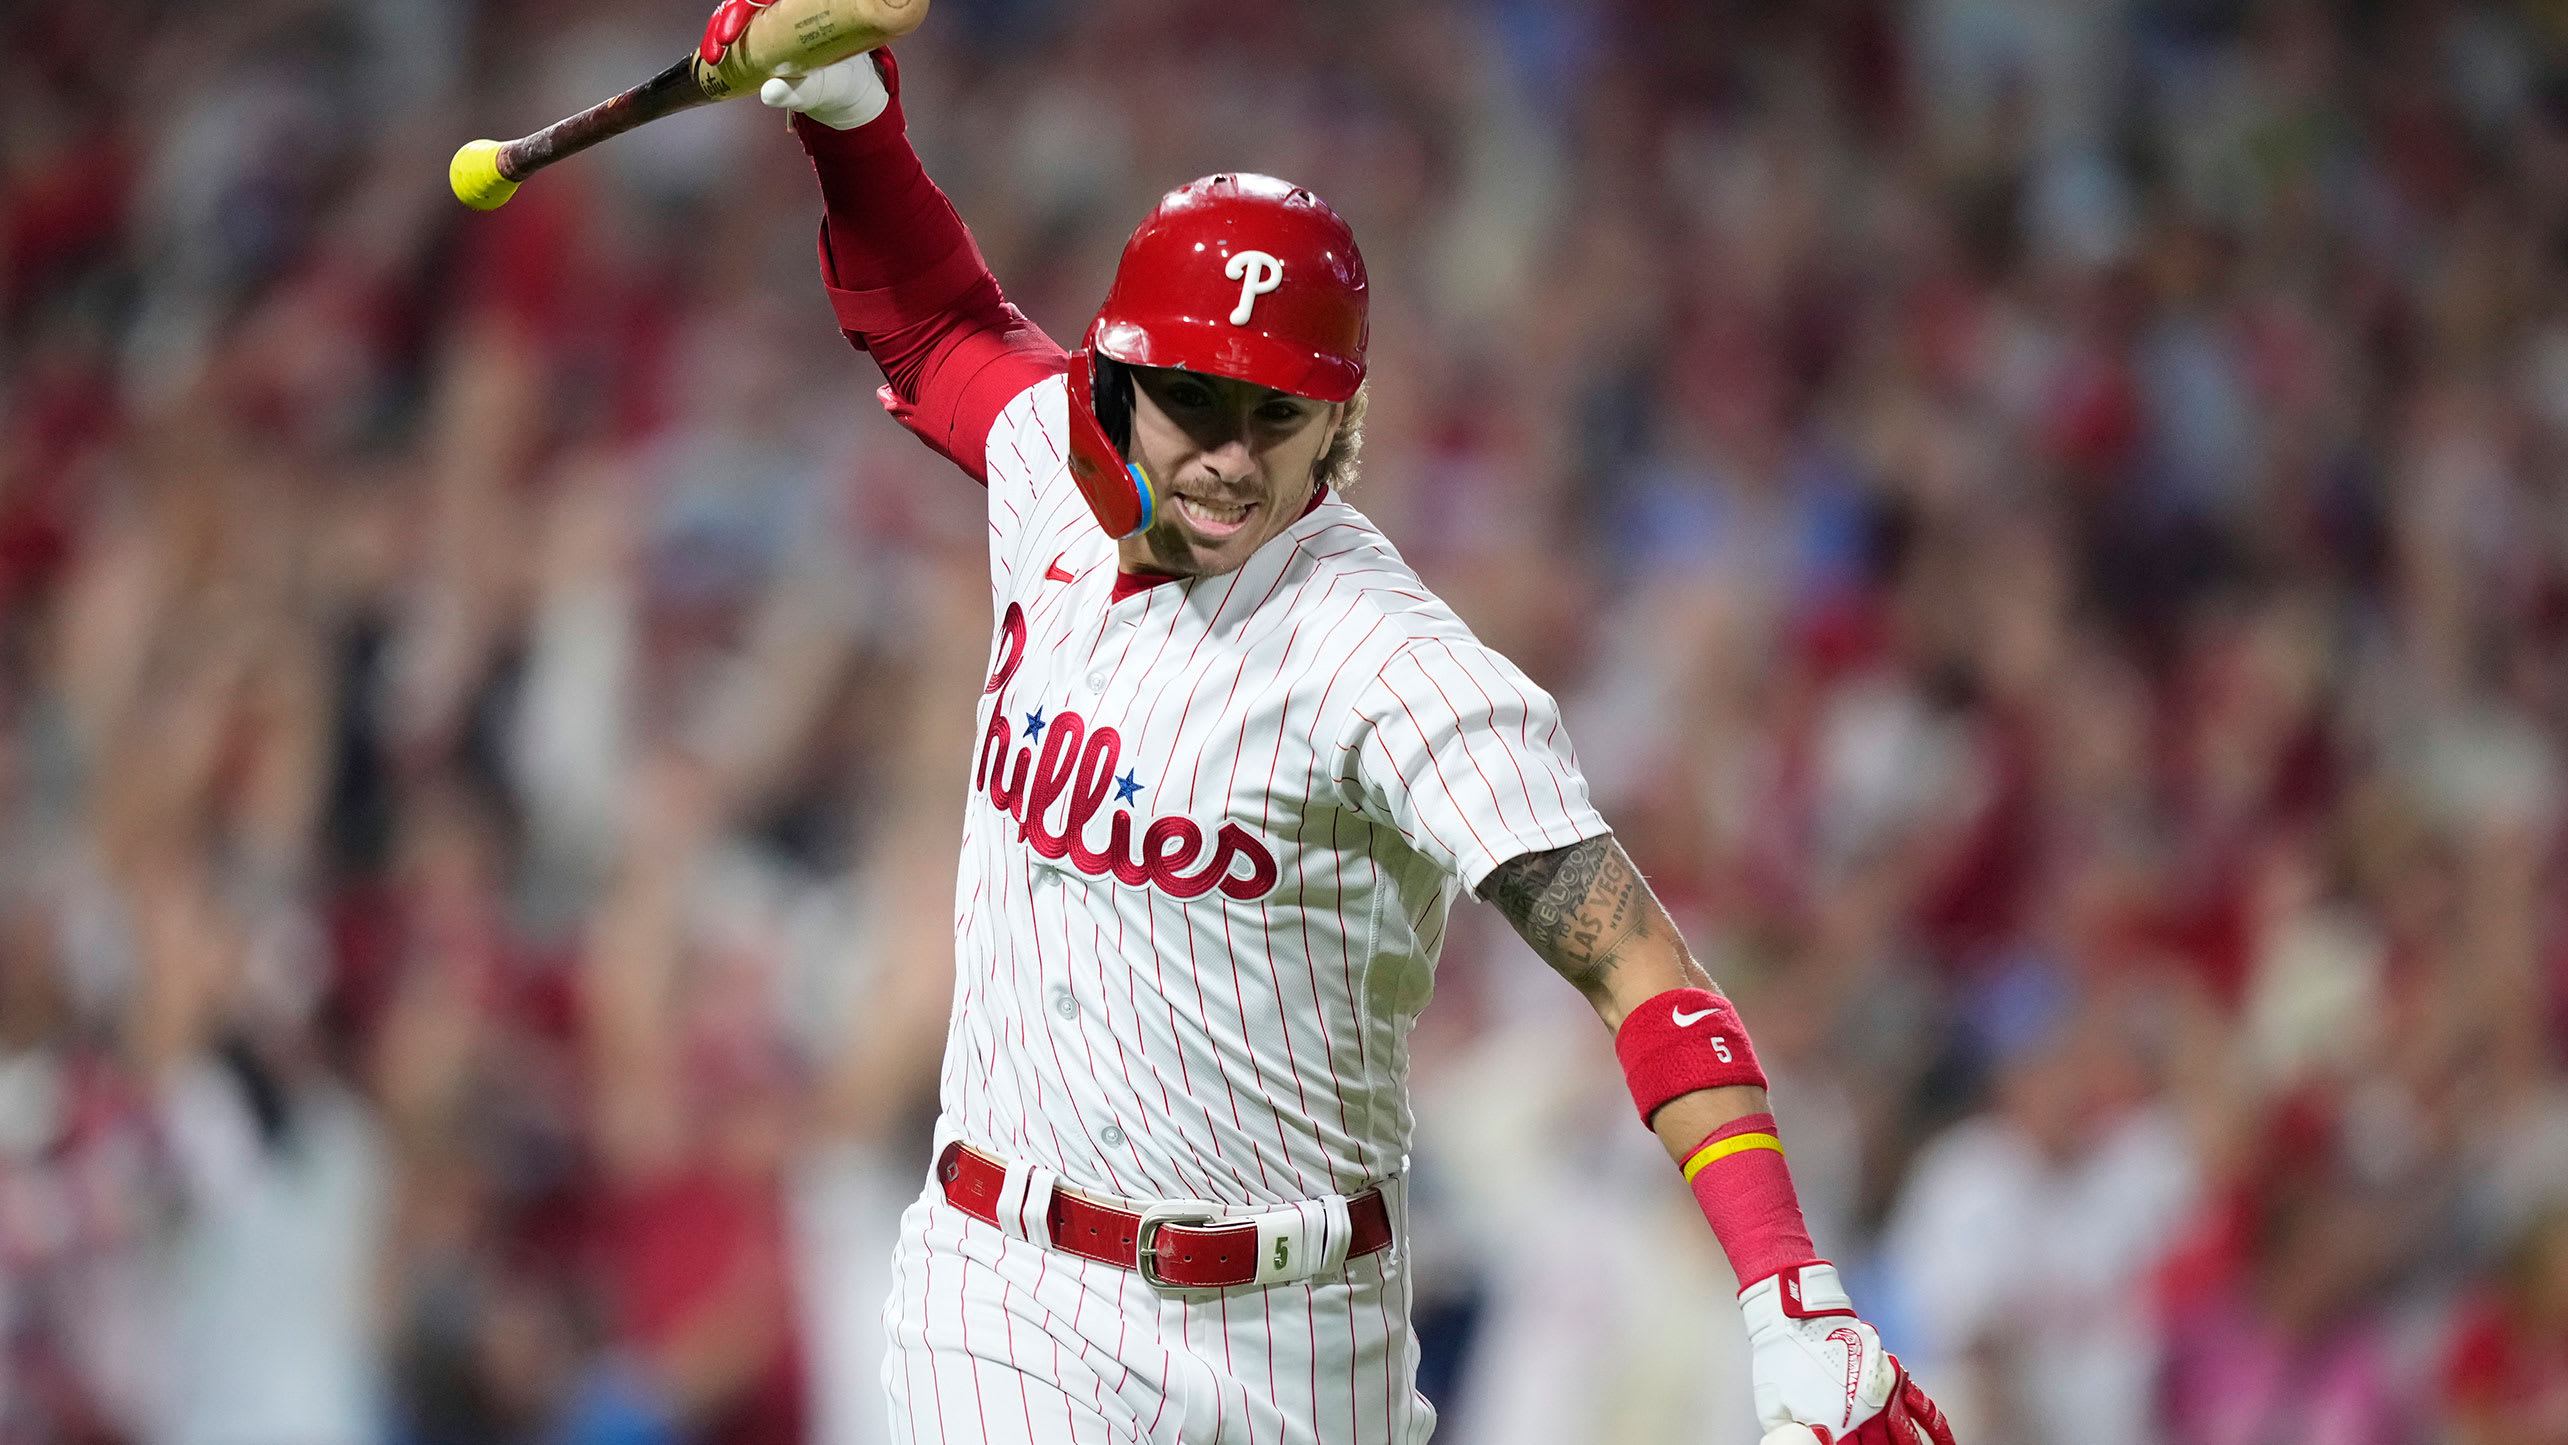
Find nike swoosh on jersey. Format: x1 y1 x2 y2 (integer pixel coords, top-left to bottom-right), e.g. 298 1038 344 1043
1045 555 1075 583
1672 1005 1717 1026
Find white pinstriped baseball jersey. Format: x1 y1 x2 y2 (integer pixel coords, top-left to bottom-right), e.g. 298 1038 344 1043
944 372 1609 1209
883 372 1609 1445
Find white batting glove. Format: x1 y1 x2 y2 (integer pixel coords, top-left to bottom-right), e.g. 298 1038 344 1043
759 51 890 131
1740 1262 1898 1445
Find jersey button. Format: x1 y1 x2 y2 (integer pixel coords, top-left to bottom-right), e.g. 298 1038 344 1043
1100 1125 1126 1148
1085 670 1107 692
1049 985 1078 1020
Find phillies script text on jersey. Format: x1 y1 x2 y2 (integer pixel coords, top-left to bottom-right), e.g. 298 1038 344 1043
978 600 1282 901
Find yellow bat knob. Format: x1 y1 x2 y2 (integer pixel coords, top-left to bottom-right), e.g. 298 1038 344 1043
449 140 520 210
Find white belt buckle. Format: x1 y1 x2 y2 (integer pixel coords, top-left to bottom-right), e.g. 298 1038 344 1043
1133 1199 1226 1296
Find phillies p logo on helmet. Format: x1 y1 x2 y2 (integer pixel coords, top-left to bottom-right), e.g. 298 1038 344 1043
1225 251 1284 324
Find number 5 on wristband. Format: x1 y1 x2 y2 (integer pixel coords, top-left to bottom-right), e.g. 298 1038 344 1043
1613 987 1764 1124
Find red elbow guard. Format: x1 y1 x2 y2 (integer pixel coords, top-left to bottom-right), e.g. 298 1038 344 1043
1613 987 1766 1126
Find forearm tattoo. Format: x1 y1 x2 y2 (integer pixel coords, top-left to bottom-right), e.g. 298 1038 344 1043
1476 835 1654 1001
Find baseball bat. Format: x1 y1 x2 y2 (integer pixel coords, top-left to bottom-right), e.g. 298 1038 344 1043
450 0 922 210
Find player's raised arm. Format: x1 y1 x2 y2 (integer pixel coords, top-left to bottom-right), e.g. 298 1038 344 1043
719 8 1067 484
1479 836 1958 1445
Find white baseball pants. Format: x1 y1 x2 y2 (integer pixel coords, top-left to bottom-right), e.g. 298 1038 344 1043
880 1176 1437 1444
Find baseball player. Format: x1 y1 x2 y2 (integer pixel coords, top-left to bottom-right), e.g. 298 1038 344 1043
714 10 1958 1443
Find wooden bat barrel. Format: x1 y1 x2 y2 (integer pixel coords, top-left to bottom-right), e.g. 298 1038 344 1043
691 0 906 101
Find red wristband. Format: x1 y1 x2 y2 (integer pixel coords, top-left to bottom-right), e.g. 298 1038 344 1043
1612 987 1765 1125
1679 1113 1818 1289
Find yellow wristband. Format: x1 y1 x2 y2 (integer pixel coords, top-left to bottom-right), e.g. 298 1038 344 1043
1681 1131 1782 1182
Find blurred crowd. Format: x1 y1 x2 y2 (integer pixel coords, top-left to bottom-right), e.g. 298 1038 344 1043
9 0 2568 1442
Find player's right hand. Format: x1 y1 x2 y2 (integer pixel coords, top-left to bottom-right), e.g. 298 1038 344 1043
758 50 891 130
698 0 778 65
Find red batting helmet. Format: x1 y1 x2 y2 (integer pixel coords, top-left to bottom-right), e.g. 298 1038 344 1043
1064 173 1369 539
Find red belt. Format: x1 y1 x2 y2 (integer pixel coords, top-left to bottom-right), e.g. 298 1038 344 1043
937 1141 1392 1291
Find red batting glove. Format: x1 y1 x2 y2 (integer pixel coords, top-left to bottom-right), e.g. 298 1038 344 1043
1741 1263 1895 1443
1795 1359 1953 1445
1847 1360 1956 1445
698 0 778 65
1742 1266 1957 1445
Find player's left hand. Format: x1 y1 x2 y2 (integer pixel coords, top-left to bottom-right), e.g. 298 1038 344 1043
1758 1358 1956 1445
1871 1364 1957 1445
1741 1262 1952 1445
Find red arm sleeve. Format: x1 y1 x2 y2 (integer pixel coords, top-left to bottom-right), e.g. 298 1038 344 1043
794 52 1067 484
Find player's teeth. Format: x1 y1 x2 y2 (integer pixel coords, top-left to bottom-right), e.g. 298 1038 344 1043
1182 496 1249 524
